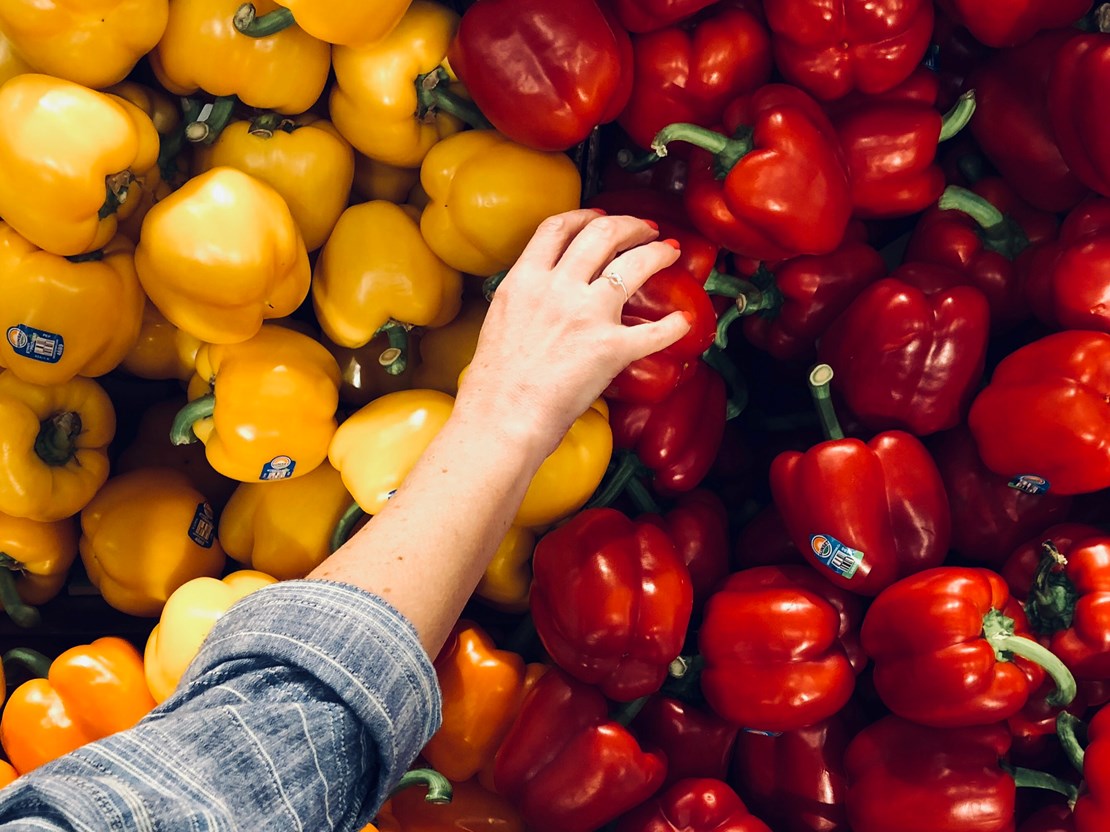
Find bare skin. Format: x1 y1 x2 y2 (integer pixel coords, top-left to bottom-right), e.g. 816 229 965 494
308 209 690 655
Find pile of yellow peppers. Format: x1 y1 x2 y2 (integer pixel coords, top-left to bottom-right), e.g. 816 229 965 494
0 0 601 817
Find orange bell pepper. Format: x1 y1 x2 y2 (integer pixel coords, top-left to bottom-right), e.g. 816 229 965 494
0 761 16 789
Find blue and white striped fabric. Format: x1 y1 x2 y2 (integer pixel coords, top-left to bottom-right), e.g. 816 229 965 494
0 581 442 831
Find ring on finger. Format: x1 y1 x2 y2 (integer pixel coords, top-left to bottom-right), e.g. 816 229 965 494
602 270 629 303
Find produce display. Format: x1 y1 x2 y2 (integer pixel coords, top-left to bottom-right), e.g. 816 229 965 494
2 0 1110 830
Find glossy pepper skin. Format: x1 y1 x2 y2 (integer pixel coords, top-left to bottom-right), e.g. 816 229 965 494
642 490 731 606
968 331 1110 496
0 512 78 628
180 325 341 483
531 508 693 701
763 0 933 102
151 0 329 114
420 130 582 277
938 0 1092 47
818 266 991 436
613 0 719 32
770 429 951 596
80 468 227 617
0 29 31 85
144 570 277 702
1050 33 1110 198
618 778 773 832
386 775 526 832
493 668 667 832
135 167 310 345
0 639 156 774
0 0 168 89
1002 523 1102 603
0 75 159 257
237 0 411 47
656 85 852 261
329 1 465 169
312 201 462 349
1075 703 1110 832
618 3 772 151
844 717 1016 832
475 526 536 613
861 567 1066 727
699 565 862 732
0 373 115 523
449 0 631 151
632 697 738 789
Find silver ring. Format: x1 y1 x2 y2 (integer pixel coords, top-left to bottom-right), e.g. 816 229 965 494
603 271 629 303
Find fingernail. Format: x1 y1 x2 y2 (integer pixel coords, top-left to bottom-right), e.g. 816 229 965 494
642 219 659 231
661 238 681 250
588 207 607 215
682 311 695 324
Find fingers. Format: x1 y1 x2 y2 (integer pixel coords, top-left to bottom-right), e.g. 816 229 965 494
512 209 608 273
555 215 660 281
593 240 681 303
616 310 692 363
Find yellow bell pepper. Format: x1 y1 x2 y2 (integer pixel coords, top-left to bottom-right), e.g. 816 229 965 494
0 224 144 386
0 74 160 257
174 325 341 483
323 332 419 409
150 0 330 115
411 296 487 396
474 526 534 613
193 113 354 252
0 28 31 86
329 389 454 515
105 81 181 137
0 373 115 522
115 398 238 512
119 300 203 382
329 1 469 169
220 461 351 580
232 0 411 47
0 0 168 90
144 569 277 703
79 468 227 617
134 166 311 345
352 155 421 204
312 201 462 374
0 511 78 628
514 399 612 528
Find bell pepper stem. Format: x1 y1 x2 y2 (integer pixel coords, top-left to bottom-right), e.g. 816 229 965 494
330 500 368 554
715 304 740 348
936 185 1029 259
616 148 661 173
35 411 81 466
232 3 295 37
982 609 1077 708
2 647 52 679
808 364 845 441
1099 3 1110 32
391 768 453 804
375 322 410 376
586 451 645 510
651 123 753 174
482 270 508 301
1003 763 1079 806
625 477 662 516
99 171 134 219
170 394 215 446
611 696 650 726
661 654 706 703
938 90 977 142
416 68 492 130
1057 711 1086 775
1027 542 1077 635
0 560 40 628
702 346 748 420
248 112 295 138
185 96 237 145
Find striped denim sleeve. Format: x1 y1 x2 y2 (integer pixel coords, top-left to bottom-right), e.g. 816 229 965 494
0 580 442 832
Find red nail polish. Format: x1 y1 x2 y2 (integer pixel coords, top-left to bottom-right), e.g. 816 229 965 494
661 238 681 250
642 219 659 231
588 207 607 215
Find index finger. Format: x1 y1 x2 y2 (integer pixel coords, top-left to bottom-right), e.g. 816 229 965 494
510 209 607 273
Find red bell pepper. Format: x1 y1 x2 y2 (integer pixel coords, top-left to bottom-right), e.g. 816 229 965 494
709 235 886 361
735 505 804 569
770 365 951 596
631 697 738 789
1001 523 1103 602
928 425 1072 568
493 668 667 832
968 330 1110 496
618 3 772 151
937 0 1093 47
530 508 693 701
652 84 852 261
861 566 1076 727
762 0 933 102
1075 702 1110 832
729 706 864 832
817 263 991 436
1008 675 1090 768
929 8 994 111
968 30 1090 212
1049 32 1110 198
609 359 728 494
616 778 773 832
905 180 1059 332
697 564 863 732
641 489 731 606
1022 197 1110 334
1021 804 1076 832
448 0 632 151
612 0 720 33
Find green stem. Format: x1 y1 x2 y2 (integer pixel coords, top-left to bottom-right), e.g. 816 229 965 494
0 560 40 628
170 394 215 446
2 647 52 679
330 500 367 554
1005 763 1079 805
1026 542 1077 635
416 68 491 129
1099 3 1110 33
482 270 508 301
247 112 292 138
585 451 643 510
616 148 660 173
702 346 748 420
391 768 453 804
65 250 104 263
611 696 649 726
808 364 844 441
625 477 662 515
936 185 1028 259
715 304 741 349
232 3 295 37
957 153 987 185
651 123 753 174
982 609 1077 708
34 412 82 466
1056 711 1086 775
184 96 237 145
98 171 133 219
375 322 410 376
938 90 977 142
660 654 705 703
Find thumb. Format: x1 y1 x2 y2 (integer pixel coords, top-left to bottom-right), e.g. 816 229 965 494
620 311 692 363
